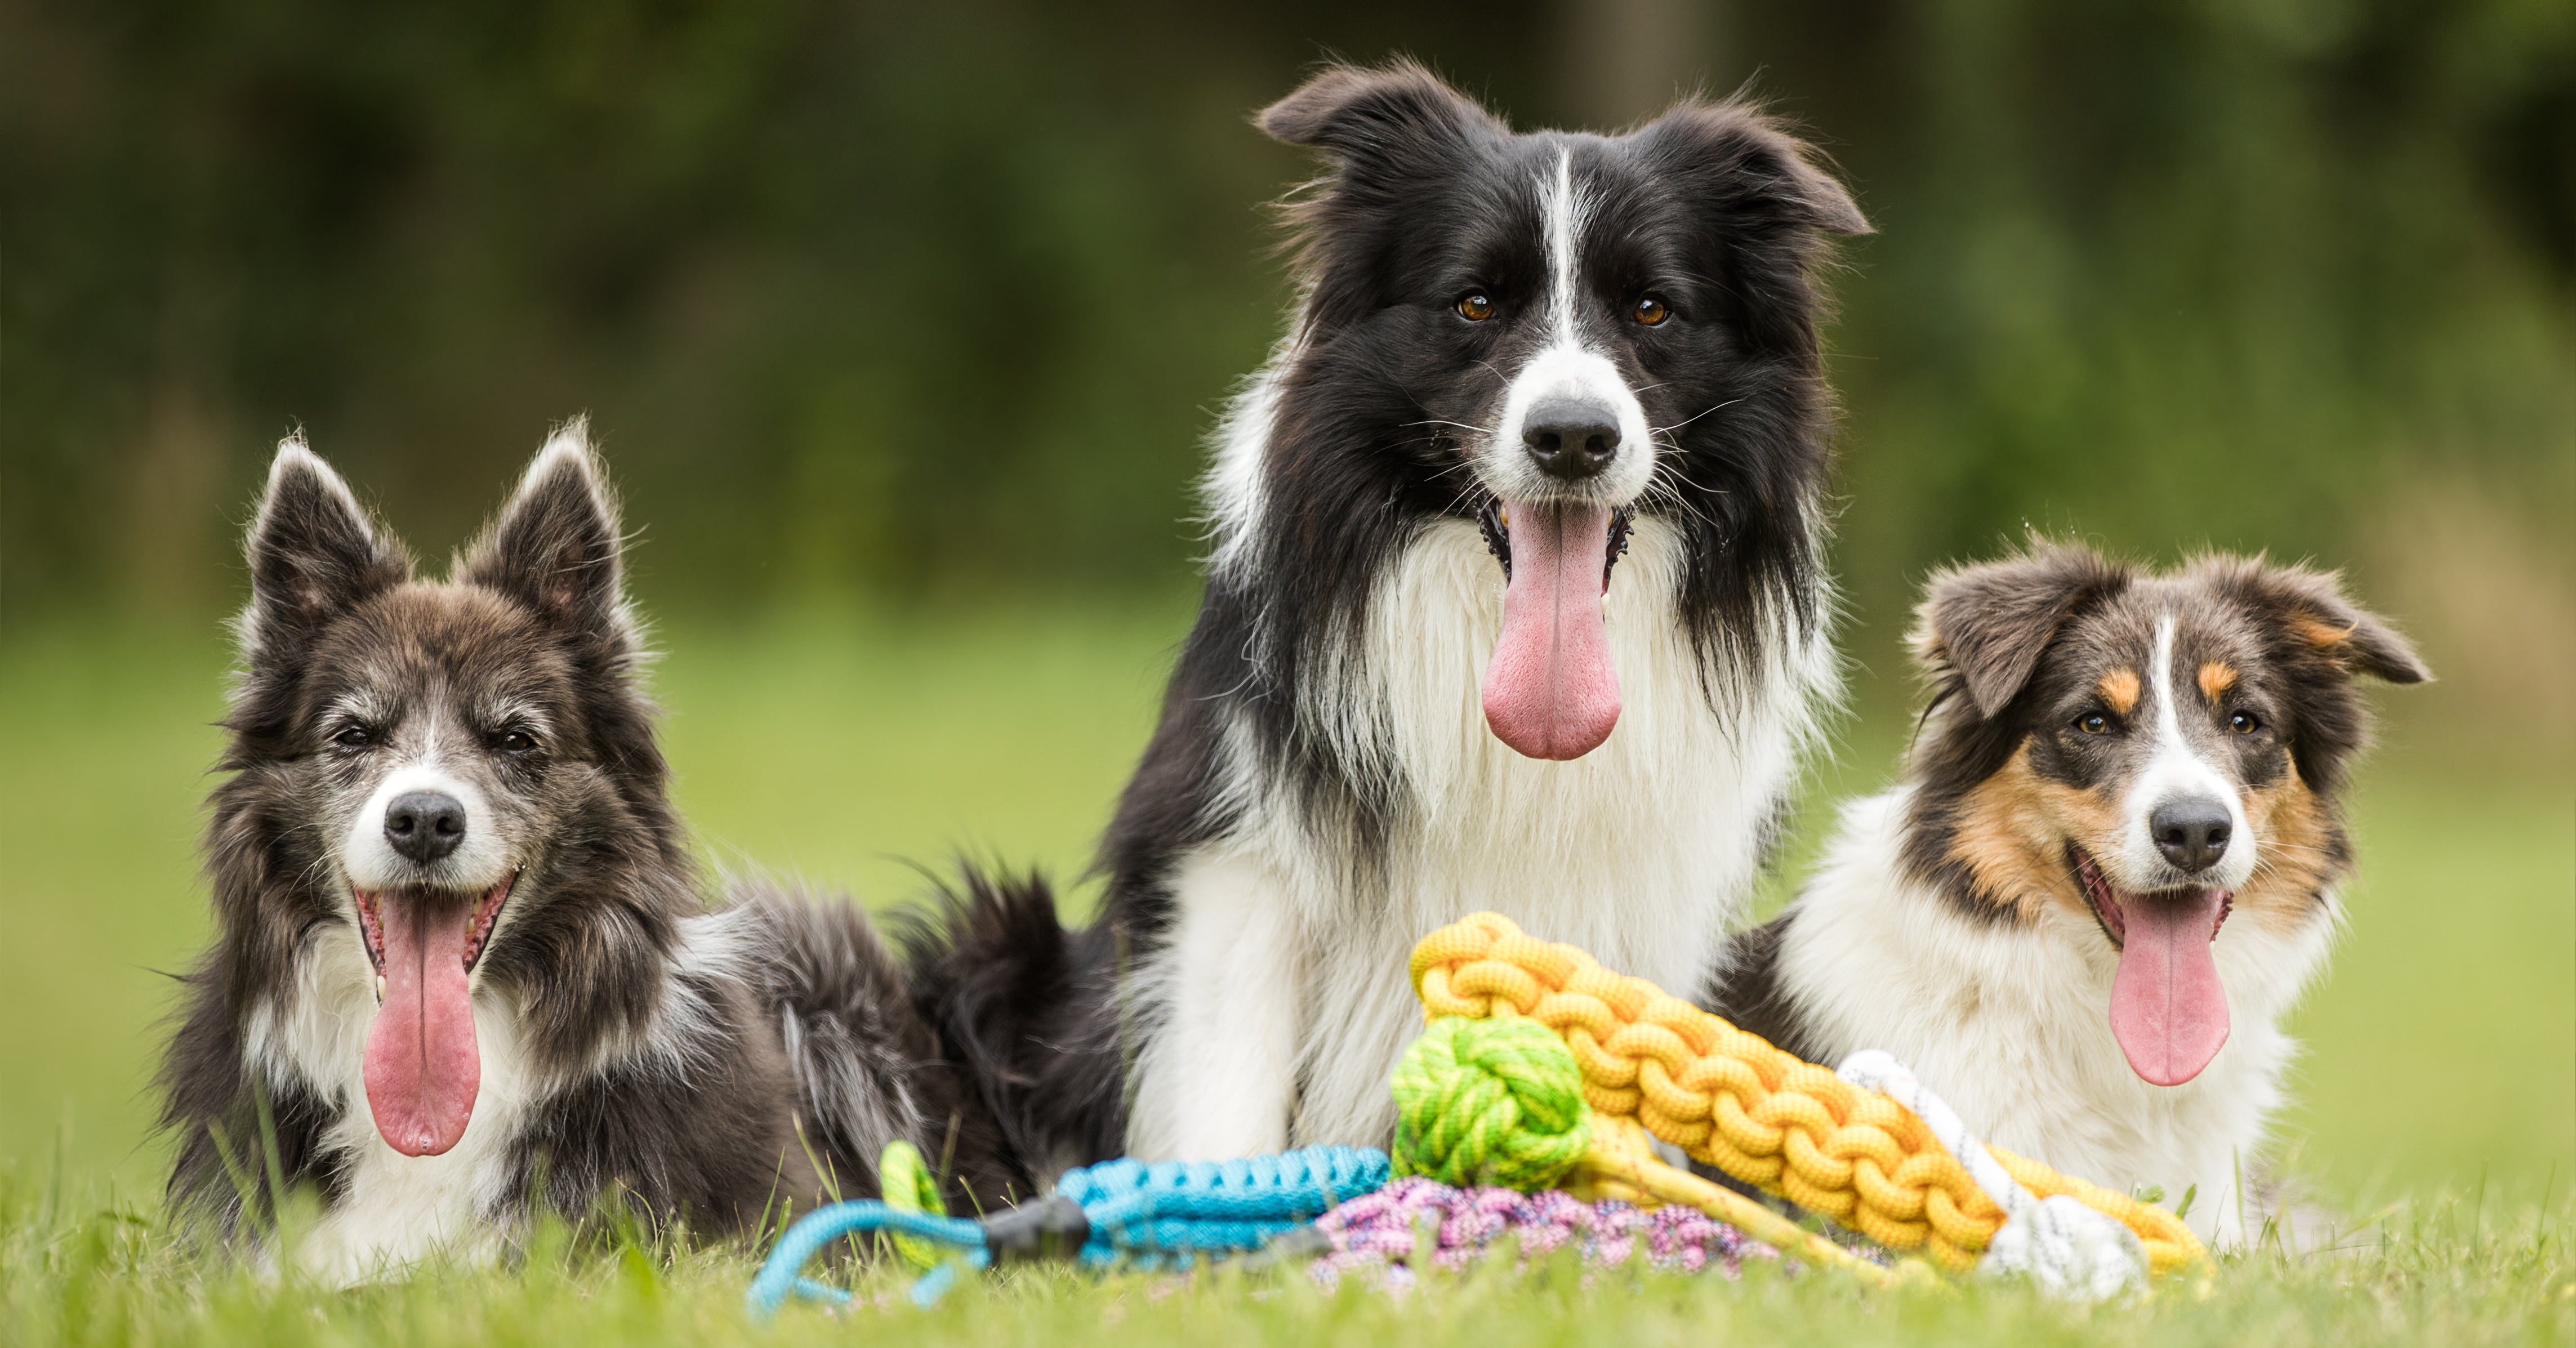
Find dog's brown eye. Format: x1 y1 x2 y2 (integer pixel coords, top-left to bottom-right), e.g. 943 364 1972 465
1633 295 1670 326
494 730 538 754
2076 713 2112 736
332 726 374 749
1456 292 1495 322
2229 711 2261 735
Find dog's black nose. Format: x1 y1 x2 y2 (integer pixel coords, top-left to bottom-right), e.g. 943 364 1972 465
2151 797 2234 874
1521 398 1621 480
384 791 467 864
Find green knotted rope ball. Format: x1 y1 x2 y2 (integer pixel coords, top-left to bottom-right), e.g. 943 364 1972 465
1389 1015 1593 1190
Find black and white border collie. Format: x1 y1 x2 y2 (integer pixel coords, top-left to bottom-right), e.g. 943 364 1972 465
159 429 1023 1280
924 61 1868 1170
1709 539 2427 1244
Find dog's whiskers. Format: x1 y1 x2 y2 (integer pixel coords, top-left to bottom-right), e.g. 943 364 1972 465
1646 478 1722 536
1403 418 1498 438
1650 397 1744 439
1651 457 1733 503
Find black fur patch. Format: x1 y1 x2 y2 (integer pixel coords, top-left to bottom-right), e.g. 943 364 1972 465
1697 913 1833 1067
898 871 1129 1185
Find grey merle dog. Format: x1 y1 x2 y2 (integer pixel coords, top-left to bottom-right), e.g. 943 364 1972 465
159 427 1027 1280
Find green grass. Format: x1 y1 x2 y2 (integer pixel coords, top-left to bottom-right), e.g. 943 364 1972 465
3 1170 2570 1347
2 606 2570 1343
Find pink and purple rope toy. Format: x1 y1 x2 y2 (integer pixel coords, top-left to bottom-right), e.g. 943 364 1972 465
1306 1176 1777 1290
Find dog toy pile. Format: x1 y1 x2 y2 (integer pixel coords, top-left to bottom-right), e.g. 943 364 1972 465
745 1145 1388 1315
1409 912 2205 1294
745 912 2207 1316
747 1021 1808 1315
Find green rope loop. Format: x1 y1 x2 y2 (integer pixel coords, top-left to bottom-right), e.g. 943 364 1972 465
877 1140 948 1270
1389 1015 1592 1190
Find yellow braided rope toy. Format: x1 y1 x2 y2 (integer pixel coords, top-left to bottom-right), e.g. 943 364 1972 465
1409 913 2206 1276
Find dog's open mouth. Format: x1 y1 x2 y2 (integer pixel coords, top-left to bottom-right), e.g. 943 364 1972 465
350 871 516 1158
1477 499 1633 584
353 875 515 986
2070 846 2232 1088
1476 499 1634 762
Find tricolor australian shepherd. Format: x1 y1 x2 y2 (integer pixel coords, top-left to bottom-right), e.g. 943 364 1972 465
159 430 1024 1280
1708 540 2426 1244
921 61 1868 1169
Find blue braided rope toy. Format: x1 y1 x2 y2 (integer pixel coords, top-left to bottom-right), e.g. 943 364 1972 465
746 1146 1390 1316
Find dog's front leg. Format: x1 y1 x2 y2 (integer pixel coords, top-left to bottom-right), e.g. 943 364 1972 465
1124 849 1305 1160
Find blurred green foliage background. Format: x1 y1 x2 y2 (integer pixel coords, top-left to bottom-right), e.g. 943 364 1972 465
8 0 2570 659
2 1 2569 1208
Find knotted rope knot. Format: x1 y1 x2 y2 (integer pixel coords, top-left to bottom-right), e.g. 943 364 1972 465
1391 1016 1592 1190
1837 1050 2146 1301
1407 912 2207 1279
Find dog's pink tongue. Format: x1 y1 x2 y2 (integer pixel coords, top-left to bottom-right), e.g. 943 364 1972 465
2108 887 2231 1087
363 896 480 1157
1482 500 1620 761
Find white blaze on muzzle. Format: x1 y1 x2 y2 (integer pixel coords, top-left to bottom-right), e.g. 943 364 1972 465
2096 615 2253 1088
1475 150 1656 762
2120 616 2256 892
342 762 510 894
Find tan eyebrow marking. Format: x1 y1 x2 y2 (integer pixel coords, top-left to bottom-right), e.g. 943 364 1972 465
2292 616 2354 649
2198 661 2238 700
2097 668 2141 716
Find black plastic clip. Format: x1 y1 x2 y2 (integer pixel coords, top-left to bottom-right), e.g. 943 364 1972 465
976 1194 1091 1264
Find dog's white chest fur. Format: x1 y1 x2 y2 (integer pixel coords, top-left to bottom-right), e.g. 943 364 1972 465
1128 520 1829 1159
1775 791 2336 1246
243 913 744 1282
247 929 537 1283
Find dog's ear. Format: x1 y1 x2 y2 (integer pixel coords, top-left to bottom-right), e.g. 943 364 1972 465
2198 556 2427 792
1259 62 1503 320
1258 59 1500 169
2229 563 2431 688
1630 102 1865 357
1914 538 2133 719
463 418 635 648
1633 101 1869 238
240 436 412 668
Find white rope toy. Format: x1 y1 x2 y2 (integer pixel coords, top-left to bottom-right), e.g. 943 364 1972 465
1836 1050 2148 1302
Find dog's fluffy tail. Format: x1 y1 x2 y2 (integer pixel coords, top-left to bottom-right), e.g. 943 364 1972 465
897 868 1127 1186
735 883 1031 1210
